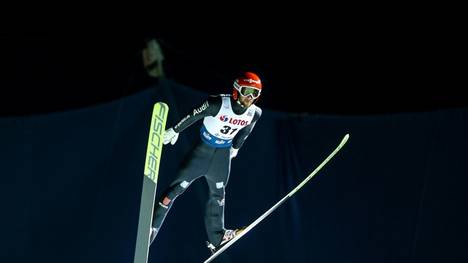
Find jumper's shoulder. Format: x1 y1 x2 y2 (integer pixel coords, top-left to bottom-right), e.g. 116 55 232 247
252 105 262 119
255 106 262 117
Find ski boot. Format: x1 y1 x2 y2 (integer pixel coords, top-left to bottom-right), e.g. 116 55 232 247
206 227 245 254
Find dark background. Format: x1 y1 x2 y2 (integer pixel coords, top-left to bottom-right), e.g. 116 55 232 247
1 82 467 263
1 27 465 116
1 28 467 263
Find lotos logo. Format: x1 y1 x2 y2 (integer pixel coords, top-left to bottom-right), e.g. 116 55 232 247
220 115 229 122
219 115 249 126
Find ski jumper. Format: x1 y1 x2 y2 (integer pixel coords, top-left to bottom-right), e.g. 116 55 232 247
152 94 262 246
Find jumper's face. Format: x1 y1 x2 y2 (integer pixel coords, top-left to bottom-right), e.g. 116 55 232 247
236 86 261 108
238 93 255 108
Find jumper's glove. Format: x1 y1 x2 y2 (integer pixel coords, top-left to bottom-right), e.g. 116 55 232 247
163 128 179 145
230 147 239 159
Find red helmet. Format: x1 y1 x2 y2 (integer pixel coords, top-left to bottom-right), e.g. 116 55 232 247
232 72 262 100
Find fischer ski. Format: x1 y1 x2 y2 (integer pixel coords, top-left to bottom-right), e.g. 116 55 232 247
134 102 168 263
203 134 350 263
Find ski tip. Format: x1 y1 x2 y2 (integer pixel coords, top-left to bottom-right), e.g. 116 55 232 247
340 134 350 145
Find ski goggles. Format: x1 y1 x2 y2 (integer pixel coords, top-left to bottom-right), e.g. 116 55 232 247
238 86 261 99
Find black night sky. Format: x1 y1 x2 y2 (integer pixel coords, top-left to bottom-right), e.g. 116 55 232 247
1 29 464 116
2 15 468 263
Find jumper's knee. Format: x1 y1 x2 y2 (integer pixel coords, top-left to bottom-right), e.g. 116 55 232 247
173 180 191 195
160 180 192 208
159 196 172 209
